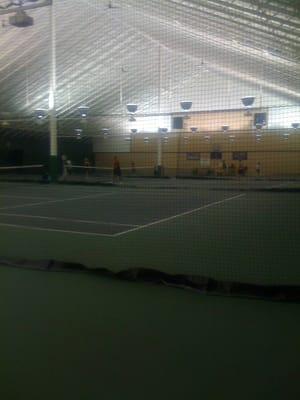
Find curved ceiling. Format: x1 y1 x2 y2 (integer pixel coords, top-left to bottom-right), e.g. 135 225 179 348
0 0 299 133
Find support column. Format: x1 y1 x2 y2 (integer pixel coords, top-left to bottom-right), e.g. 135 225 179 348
49 109 59 178
49 0 58 180
157 133 162 176
156 44 163 177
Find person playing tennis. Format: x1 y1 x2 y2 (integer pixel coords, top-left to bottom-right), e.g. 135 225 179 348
256 161 261 177
113 156 122 183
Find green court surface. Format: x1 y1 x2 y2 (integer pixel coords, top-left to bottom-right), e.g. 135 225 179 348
0 266 299 400
0 180 299 284
0 180 299 399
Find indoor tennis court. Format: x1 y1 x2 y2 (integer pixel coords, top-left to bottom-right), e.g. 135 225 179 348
1 0 300 399
0 179 299 285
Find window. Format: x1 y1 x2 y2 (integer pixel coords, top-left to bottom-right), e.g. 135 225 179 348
254 112 267 126
172 117 183 129
186 152 200 160
232 151 248 161
210 151 222 160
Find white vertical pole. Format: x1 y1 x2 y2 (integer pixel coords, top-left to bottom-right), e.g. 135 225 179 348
25 55 30 108
259 61 264 109
158 45 162 115
259 84 263 109
157 132 162 166
157 44 162 169
49 0 58 176
120 67 123 106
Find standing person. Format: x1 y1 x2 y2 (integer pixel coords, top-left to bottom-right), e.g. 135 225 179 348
42 165 51 184
113 156 122 183
238 161 243 177
61 154 68 180
230 163 237 176
66 159 72 176
256 161 261 177
222 160 227 176
84 157 91 178
131 160 136 174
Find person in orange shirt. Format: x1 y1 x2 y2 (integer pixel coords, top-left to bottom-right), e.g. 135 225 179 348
113 156 122 183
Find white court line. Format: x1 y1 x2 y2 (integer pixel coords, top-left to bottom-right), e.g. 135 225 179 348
0 195 57 201
0 191 115 211
0 194 245 239
0 212 139 227
0 222 115 237
0 164 43 170
114 189 202 195
114 194 246 237
265 183 290 189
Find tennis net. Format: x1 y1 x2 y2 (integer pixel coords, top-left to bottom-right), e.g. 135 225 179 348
59 165 156 183
0 165 45 183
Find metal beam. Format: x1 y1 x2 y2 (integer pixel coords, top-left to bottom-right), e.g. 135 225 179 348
170 0 300 39
202 0 300 29
0 0 52 16
165 0 300 54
